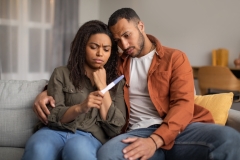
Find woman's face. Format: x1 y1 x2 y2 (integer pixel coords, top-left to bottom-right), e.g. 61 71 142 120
85 33 112 70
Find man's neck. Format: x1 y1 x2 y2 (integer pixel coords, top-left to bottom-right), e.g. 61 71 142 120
140 34 154 57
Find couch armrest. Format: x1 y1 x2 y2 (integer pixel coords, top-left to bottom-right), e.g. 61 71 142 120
226 109 240 132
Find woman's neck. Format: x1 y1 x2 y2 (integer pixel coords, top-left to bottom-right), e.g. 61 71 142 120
84 64 96 85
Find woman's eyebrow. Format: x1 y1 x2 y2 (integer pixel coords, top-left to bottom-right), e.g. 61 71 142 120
89 42 111 47
103 45 111 47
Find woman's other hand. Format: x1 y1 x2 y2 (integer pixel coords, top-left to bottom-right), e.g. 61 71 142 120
93 67 107 90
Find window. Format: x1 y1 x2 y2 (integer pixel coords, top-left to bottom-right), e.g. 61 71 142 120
0 0 54 80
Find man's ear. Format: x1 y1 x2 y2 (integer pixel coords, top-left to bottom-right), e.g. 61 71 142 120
138 21 144 33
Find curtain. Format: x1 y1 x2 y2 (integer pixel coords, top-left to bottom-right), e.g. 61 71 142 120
0 0 79 80
48 0 79 72
0 47 1 79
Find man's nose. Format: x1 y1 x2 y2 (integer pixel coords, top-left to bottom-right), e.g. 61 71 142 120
119 39 129 50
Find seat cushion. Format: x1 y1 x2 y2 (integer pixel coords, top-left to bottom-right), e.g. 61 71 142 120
226 109 240 132
0 80 47 148
194 92 233 125
0 147 24 160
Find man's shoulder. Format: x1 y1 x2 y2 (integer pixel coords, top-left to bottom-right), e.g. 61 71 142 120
161 46 187 59
147 34 187 58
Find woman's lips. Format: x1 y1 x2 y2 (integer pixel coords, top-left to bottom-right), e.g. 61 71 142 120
94 59 104 64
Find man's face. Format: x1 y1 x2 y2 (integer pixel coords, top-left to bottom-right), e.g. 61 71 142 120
110 18 145 58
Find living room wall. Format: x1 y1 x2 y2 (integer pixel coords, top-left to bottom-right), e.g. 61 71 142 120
79 0 240 97
80 0 240 68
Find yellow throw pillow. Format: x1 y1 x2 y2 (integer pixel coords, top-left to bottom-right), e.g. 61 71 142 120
194 92 233 125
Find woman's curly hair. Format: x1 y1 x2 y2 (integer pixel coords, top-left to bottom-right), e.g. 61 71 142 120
67 20 119 90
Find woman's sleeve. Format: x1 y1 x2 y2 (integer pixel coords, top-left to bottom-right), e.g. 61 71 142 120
97 79 127 137
47 68 78 132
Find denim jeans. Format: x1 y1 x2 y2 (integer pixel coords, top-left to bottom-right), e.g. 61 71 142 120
97 122 240 160
22 127 102 160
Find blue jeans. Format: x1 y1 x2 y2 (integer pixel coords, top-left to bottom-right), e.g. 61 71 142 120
22 127 102 160
97 123 240 160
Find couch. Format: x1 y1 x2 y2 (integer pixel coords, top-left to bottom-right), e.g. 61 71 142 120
0 79 240 160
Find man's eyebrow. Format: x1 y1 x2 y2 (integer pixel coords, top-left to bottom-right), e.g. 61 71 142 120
114 31 129 41
121 31 129 37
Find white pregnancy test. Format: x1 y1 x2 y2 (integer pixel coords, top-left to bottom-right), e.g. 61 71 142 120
101 75 124 94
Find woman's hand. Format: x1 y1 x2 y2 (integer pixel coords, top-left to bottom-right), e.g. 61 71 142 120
60 91 104 123
92 67 112 121
93 67 107 90
79 91 104 113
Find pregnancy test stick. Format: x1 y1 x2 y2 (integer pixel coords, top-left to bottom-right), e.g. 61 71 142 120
101 75 124 94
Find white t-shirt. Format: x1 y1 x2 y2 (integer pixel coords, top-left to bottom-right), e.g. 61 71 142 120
128 48 163 131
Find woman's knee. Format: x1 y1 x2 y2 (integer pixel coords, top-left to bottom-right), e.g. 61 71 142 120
22 128 64 159
62 136 101 160
23 138 62 160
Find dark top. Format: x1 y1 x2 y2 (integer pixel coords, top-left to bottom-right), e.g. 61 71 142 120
47 66 127 144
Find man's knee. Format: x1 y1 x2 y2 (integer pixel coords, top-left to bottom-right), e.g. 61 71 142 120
97 136 129 160
216 126 240 145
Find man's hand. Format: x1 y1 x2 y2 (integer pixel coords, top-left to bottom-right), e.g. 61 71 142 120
33 90 55 125
122 137 155 160
122 135 164 160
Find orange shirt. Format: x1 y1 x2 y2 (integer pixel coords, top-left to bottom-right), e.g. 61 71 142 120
118 34 214 150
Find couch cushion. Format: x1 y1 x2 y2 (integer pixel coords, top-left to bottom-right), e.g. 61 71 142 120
0 147 24 160
0 80 47 148
194 92 233 125
226 109 240 132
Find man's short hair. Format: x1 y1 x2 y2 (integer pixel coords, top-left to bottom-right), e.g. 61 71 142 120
108 8 140 27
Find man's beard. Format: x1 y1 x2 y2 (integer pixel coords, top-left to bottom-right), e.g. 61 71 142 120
133 29 144 58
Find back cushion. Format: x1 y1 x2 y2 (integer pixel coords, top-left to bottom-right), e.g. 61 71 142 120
0 80 47 147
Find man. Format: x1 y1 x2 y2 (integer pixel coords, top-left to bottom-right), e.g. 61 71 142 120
34 8 240 160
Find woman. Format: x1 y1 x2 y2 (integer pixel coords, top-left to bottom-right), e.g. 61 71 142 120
22 20 126 160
